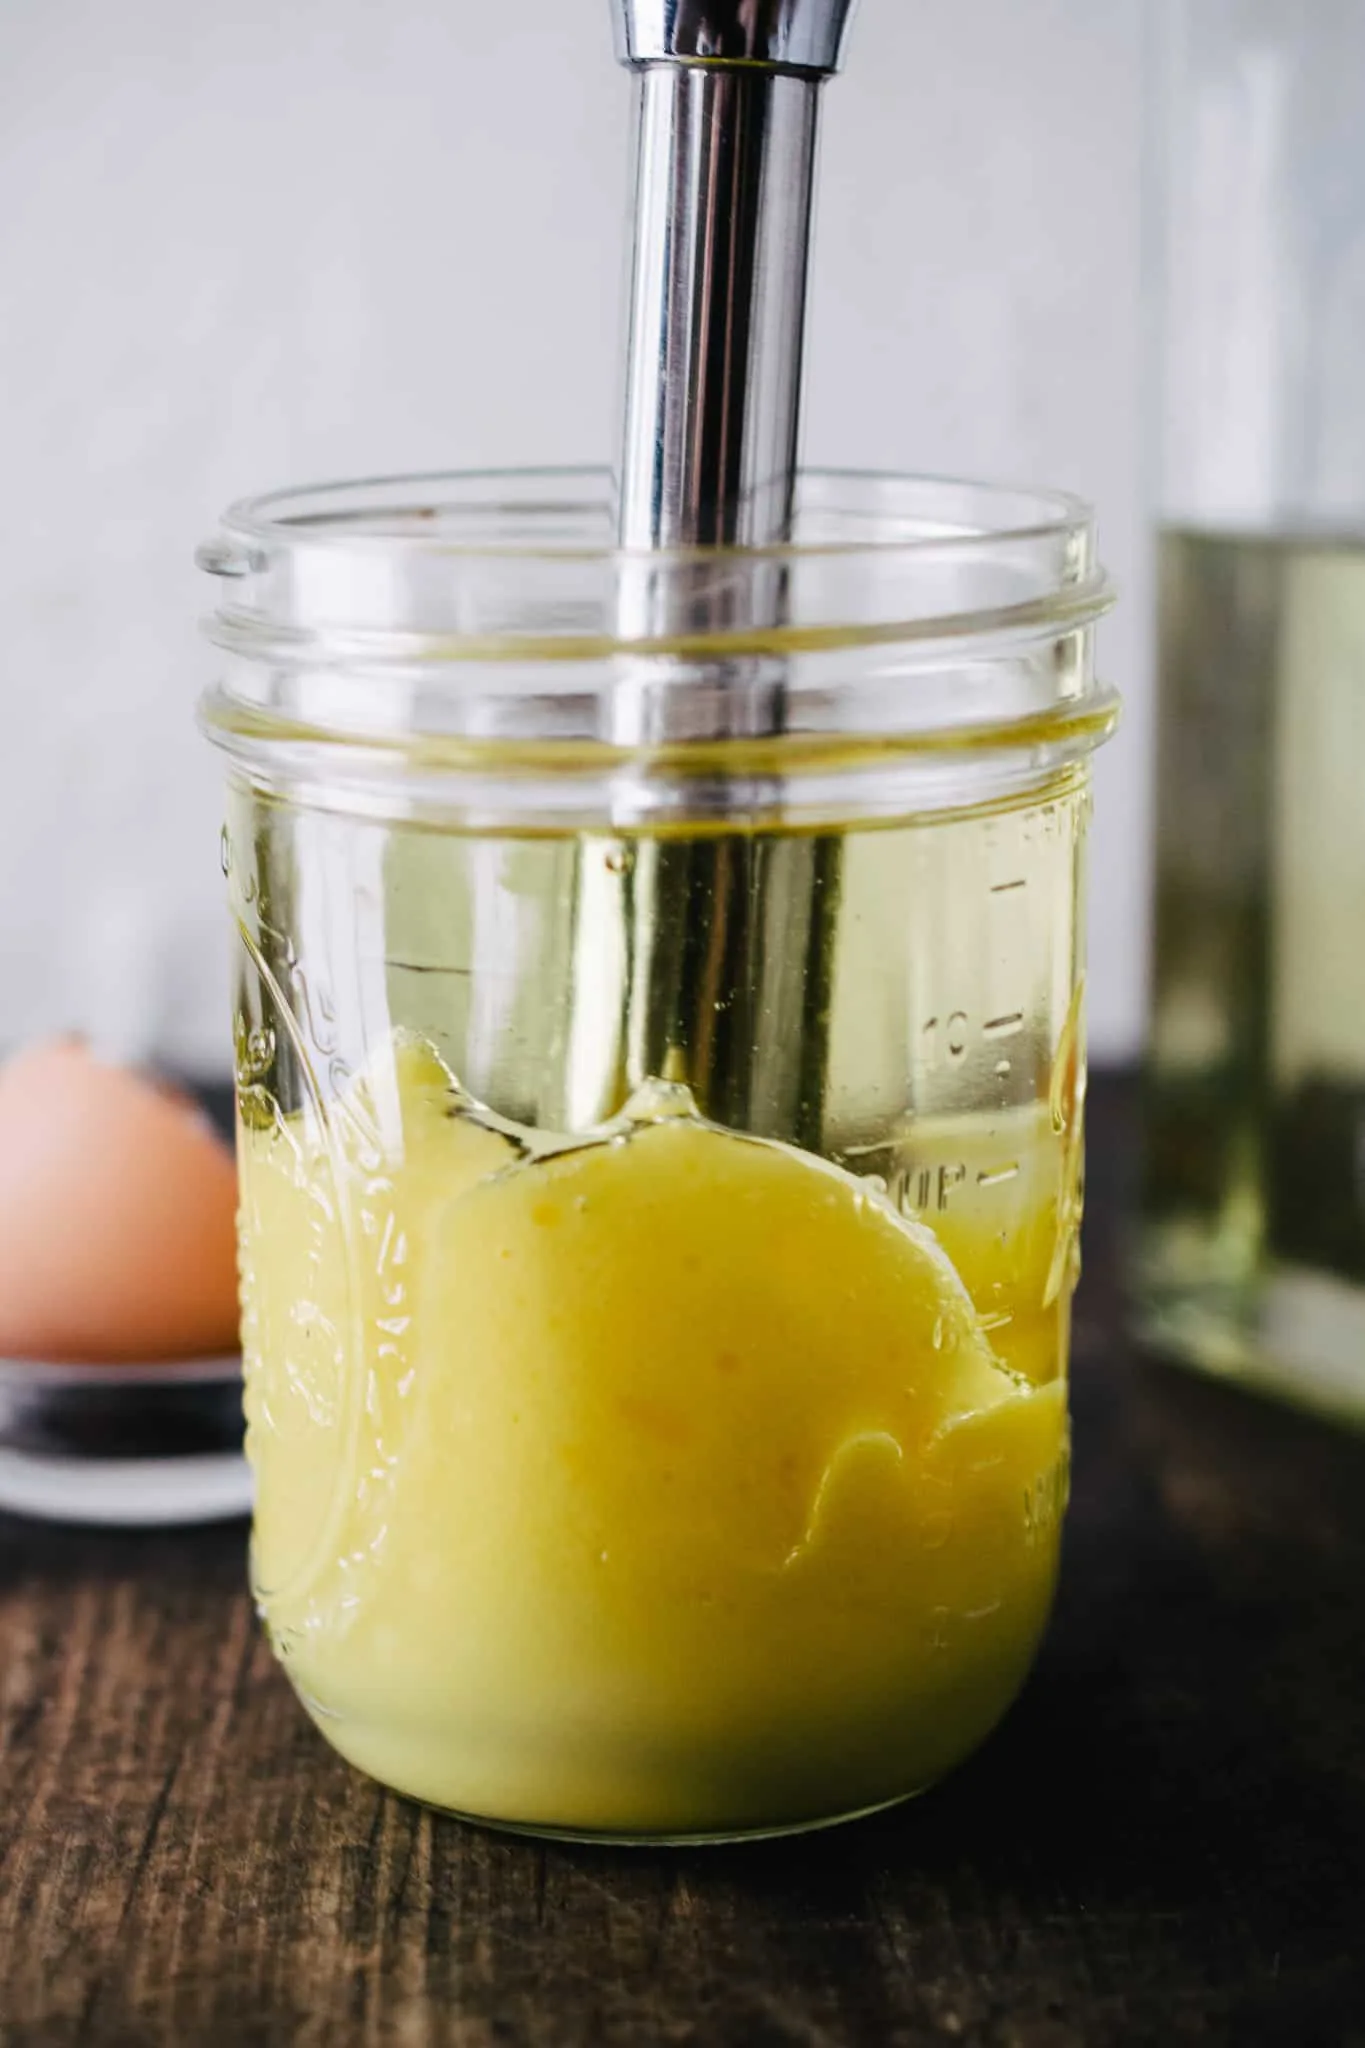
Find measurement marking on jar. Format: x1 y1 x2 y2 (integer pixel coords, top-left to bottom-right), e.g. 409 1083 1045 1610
990 877 1027 894
983 1012 1025 1039
977 1163 1020 1188
895 1162 969 1215
387 959 474 979
920 1012 970 1062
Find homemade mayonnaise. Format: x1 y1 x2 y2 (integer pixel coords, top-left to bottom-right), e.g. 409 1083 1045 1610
239 1037 1069 1838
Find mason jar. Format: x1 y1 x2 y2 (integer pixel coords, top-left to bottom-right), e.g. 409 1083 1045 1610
199 467 1115 1842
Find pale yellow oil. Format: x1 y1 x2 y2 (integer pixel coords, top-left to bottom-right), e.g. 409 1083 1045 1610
1141 528 1365 1425
228 771 1090 1838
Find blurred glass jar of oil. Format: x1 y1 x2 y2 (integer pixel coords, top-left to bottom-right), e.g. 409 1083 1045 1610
1140 0 1365 1425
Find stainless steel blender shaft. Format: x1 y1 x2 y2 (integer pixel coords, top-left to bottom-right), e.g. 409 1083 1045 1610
618 66 816 562
561 0 859 1140
616 0 858 567
612 1 854 71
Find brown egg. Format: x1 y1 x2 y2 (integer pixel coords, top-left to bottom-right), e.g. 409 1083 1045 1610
0 1039 240 1363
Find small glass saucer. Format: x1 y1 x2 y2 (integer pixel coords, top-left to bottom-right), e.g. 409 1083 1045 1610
0 1354 250 1526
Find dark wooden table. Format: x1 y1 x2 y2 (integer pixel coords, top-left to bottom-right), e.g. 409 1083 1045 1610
2 1078 1363 2048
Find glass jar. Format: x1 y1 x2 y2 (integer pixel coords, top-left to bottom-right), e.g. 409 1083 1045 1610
199 468 1115 1843
1140 1 1365 1425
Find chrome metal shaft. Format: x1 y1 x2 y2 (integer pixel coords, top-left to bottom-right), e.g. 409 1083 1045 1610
618 65 819 560
616 0 858 566
564 0 858 1136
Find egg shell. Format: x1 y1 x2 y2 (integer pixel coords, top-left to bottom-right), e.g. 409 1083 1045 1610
0 1039 240 1363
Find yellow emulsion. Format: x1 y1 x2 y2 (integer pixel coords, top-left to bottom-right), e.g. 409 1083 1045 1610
238 1037 1072 1838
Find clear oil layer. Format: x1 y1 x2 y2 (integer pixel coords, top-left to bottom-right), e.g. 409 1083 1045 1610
226 768 1089 1838
1140 528 1365 1426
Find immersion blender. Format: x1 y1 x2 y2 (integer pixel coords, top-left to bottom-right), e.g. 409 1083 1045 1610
567 0 861 1140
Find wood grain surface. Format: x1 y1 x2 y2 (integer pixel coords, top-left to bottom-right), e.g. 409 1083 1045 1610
1 1078 1363 2048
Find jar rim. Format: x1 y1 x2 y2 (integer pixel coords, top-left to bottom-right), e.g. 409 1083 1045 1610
198 467 1117 821
198 465 1112 676
204 464 1096 567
